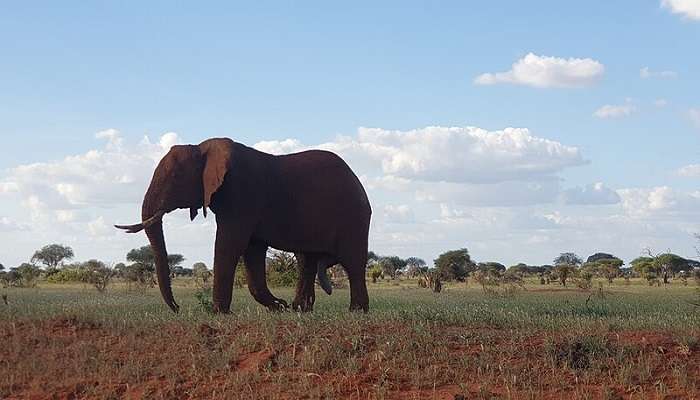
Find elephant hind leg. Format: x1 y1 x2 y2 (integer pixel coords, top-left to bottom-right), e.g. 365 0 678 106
244 241 288 311
340 252 369 312
293 253 337 312
292 253 316 312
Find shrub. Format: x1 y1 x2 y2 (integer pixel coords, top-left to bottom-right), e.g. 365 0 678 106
81 260 114 292
12 264 42 288
46 266 87 283
194 288 214 313
267 250 298 287
369 265 383 283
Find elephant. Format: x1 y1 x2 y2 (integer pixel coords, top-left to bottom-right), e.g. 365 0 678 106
115 138 372 313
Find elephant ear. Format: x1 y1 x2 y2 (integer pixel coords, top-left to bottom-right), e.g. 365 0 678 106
200 139 235 217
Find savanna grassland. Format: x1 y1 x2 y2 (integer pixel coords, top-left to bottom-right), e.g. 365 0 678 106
1 281 699 400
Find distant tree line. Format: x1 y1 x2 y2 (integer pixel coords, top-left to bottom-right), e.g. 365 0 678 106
3 241 700 293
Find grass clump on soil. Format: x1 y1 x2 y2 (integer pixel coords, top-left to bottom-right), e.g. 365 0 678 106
0 280 699 398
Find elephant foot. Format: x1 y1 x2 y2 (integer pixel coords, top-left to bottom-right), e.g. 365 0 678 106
349 302 369 313
265 297 289 312
212 300 231 314
292 294 315 312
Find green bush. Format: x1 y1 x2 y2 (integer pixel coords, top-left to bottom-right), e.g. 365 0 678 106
46 267 87 283
267 251 298 287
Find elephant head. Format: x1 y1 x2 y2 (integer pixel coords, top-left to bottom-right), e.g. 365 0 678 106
115 139 232 312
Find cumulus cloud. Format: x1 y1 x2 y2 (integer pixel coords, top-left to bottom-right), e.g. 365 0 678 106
655 99 669 107
560 183 621 205
593 103 636 119
258 126 585 185
416 179 561 207
618 186 700 217
662 0 700 20
640 67 678 79
0 216 28 232
677 164 700 177
689 108 700 128
382 204 414 224
0 130 180 213
253 138 304 155
474 53 604 88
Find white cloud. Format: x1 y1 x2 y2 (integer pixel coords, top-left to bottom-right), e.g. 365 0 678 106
87 216 113 237
560 183 621 205
662 0 700 20
593 102 636 119
640 67 678 79
0 130 180 212
271 126 585 184
689 108 700 128
416 179 561 207
95 128 123 149
474 53 604 88
382 204 414 224
618 186 700 217
0 216 28 232
253 138 304 155
677 164 700 177
655 99 669 107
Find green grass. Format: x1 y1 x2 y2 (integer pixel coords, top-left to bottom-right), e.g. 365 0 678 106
1 279 699 399
2 280 699 332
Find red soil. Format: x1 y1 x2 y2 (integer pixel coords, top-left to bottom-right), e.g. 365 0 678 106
0 317 698 399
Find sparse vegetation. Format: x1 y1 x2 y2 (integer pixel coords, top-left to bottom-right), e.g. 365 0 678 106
0 281 698 399
1 245 699 398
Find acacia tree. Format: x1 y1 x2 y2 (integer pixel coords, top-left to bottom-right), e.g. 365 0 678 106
553 252 582 287
405 257 426 278
434 248 475 281
125 246 185 287
82 260 114 292
554 253 583 267
582 254 624 284
379 256 407 279
553 264 576 287
31 244 74 270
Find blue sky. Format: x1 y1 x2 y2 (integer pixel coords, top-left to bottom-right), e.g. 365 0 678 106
1 1 699 268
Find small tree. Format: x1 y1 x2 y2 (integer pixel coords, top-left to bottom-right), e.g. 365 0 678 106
234 259 247 288
379 256 407 279
507 263 530 277
13 263 42 287
434 248 475 281
405 257 426 278
192 262 212 288
125 246 184 287
478 262 506 274
31 244 74 269
267 250 298 286
82 260 114 292
369 264 383 283
554 253 583 268
553 264 576 287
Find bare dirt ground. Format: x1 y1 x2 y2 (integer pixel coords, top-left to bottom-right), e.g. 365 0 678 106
1 316 698 400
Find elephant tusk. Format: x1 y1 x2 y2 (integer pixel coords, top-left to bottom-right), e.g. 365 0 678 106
115 210 165 234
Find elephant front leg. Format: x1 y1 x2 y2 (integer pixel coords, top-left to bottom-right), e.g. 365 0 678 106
292 253 317 312
244 241 288 311
212 220 248 313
